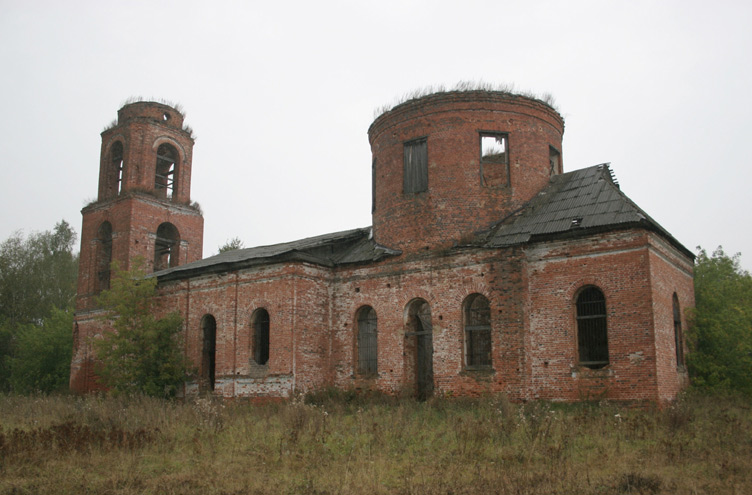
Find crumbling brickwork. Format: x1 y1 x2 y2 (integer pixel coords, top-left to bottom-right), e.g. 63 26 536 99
71 92 693 404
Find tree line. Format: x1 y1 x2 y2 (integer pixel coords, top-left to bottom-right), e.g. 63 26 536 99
0 221 78 393
0 222 750 396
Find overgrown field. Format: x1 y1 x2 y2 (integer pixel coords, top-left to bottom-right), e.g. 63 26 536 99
1 390 750 494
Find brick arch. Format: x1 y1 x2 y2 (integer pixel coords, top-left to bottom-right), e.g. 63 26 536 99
349 299 380 321
399 292 437 320
442 281 486 307
152 136 188 162
565 278 611 302
103 134 127 155
240 299 274 323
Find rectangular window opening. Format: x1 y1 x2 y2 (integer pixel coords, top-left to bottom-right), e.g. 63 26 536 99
480 133 509 187
549 146 561 175
403 138 428 194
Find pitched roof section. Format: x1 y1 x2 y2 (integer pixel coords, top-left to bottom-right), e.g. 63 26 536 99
478 163 693 257
157 227 400 282
158 164 691 283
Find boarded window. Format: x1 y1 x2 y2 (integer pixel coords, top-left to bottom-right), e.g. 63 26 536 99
576 287 609 369
357 306 378 375
549 146 561 175
403 138 427 193
95 221 113 292
673 294 684 367
154 222 180 271
155 143 177 199
464 294 492 368
252 309 270 365
480 133 509 187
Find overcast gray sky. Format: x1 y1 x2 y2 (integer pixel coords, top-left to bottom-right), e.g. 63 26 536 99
1 0 750 270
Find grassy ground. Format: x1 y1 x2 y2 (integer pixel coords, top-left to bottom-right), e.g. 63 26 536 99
0 390 750 494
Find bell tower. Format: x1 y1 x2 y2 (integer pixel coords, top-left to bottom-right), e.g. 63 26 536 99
71 101 204 392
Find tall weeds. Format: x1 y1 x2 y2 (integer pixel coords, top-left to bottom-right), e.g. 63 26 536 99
0 390 750 494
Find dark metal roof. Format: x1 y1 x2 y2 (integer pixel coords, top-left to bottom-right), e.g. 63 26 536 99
156 227 400 282
478 163 693 257
157 164 691 284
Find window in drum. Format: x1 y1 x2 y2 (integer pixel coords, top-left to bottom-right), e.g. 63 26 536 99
403 138 428 193
549 146 561 175
480 133 509 187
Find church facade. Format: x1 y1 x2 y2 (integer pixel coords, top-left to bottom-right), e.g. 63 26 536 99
70 91 694 402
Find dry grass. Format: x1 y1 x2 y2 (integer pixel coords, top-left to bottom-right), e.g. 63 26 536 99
373 81 559 120
0 390 750 494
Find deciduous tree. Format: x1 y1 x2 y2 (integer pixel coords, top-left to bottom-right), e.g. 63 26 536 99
218 237 244 253
0 221 78 392
9 307 74 393
689 247 752 394
94 258 188 397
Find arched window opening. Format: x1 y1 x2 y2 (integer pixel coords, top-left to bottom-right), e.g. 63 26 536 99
200 315 216 392
576 287 609 369
95 221 113 292
464 294 492 368
155 143 178 199
110 141 124 196
406 299 433 400
357 306 378 376
252 309 270 365
154 223 180 271
673 294 684 368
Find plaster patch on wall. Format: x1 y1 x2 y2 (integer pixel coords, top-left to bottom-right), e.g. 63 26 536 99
628 351 645 365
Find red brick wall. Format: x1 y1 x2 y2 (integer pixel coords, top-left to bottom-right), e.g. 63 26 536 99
76 197 203 311
329 248 530 399
74 228 693 402
154 263 333 398
646 233 694 402
369 91 564 255
524 231 663 401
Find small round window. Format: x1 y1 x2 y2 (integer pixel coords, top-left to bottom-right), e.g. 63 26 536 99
162 112 170 121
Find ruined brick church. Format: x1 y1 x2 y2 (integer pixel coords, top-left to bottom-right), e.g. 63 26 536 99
70 90 694 402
